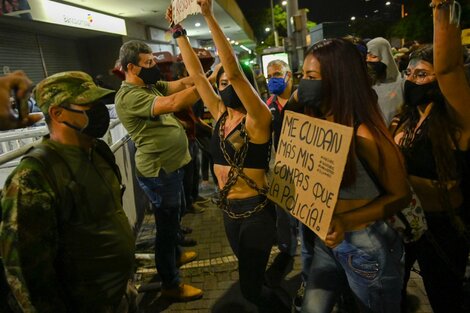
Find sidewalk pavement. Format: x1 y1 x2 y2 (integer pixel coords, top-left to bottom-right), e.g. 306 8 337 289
134 182 433 313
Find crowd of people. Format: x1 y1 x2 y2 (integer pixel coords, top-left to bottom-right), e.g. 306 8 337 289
0 0 469 312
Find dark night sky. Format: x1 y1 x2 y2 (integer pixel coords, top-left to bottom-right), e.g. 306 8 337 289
236 0 402 24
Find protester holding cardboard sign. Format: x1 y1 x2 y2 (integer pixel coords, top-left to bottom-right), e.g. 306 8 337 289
167 0 291 311
290 39 411 313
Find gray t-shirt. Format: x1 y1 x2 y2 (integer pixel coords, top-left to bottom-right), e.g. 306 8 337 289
373 78 404 126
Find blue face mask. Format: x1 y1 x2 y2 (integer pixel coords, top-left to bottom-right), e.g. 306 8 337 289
268 74 288 95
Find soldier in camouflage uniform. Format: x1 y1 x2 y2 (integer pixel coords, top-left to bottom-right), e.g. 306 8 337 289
0 71 135 312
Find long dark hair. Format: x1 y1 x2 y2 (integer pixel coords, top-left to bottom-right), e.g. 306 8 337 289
305 38 401 186
398 45 461 211
216 63 259 93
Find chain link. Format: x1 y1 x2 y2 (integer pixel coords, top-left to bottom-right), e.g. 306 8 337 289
216 111 269 219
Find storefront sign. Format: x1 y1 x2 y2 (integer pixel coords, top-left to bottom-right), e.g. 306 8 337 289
268 111 353 240
23 0 126 35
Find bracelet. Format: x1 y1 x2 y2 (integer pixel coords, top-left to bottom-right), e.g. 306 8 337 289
429 0 452 9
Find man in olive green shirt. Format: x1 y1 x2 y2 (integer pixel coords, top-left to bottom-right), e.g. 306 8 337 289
115 40 203 301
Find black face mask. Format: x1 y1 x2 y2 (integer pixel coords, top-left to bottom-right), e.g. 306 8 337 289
298 79 324 115
367 61 387 81
404 80 440 108
138 64 161 85
62 103 110 138
219 85 244 109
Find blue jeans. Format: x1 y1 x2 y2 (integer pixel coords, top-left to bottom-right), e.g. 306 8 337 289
302 221 404 313
300 223 316 282
182 140 199 215
137 169 185 288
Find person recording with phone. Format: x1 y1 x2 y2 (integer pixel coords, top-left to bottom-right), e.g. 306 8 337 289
0 71 42 130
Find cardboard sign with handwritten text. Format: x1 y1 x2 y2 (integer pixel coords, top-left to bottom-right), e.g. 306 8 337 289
268 111 353 240
172 0 202 25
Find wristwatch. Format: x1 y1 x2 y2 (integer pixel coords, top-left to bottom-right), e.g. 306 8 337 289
173 28 187 39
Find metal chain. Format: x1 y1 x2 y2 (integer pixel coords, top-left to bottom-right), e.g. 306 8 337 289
216 111 268 219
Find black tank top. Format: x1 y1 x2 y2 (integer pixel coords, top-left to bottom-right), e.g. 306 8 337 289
211 114 271 170
397 118 464 180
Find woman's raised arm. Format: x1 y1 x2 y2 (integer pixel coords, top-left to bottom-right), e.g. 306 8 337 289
197 0 271 131
432 0 470 132
166 7 222 120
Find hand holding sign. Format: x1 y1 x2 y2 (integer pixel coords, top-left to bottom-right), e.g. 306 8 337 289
325 216 345 248
196 0 213 17
171 0 204 25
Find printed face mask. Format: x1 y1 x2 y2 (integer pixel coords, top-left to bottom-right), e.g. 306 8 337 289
219 85 244 109
61 103 110 138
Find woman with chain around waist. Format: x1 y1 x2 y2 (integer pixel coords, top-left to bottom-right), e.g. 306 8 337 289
167 0 290 311
391 1 470 312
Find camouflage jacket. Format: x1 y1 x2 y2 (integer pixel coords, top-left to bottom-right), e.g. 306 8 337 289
0 139 135 313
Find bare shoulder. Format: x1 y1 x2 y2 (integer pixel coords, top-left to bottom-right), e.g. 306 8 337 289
356 123 376 142
355 123 382 164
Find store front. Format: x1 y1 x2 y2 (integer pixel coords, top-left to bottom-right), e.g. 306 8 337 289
0 0 126 87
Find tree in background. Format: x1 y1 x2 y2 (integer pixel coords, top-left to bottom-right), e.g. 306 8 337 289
350 0 470 45
391 0 470 44
245 4 316 53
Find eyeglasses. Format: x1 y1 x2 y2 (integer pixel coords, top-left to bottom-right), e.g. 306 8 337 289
402 69 436 84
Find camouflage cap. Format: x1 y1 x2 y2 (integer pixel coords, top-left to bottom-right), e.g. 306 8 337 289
33 71 114 114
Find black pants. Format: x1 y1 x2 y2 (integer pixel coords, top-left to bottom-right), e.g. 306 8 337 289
200 148 217 186
402 211 469 313
182 140 200 214
222 196 290 312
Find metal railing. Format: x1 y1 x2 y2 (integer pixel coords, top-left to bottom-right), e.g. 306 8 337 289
0 118 126 171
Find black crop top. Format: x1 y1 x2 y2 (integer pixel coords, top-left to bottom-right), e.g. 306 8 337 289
399 119 464 180
211 114 271 169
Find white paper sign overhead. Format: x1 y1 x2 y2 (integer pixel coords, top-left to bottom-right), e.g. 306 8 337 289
172 0 202 25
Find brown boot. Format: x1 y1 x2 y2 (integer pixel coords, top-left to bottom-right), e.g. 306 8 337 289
161 283 203 301
177 251 197 267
